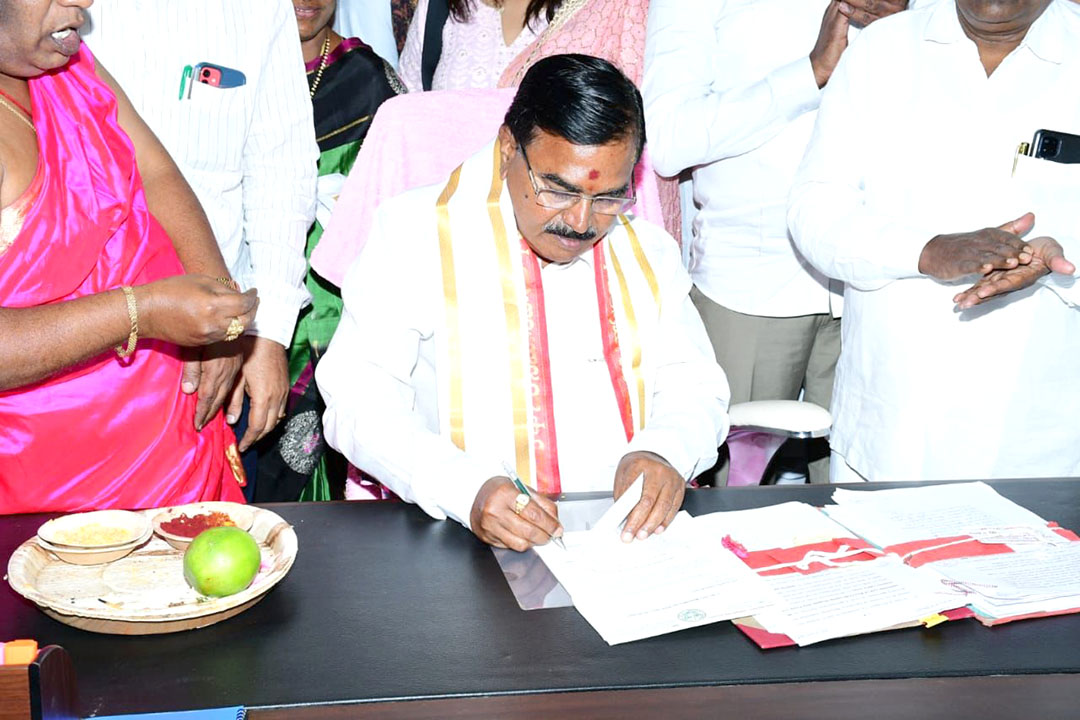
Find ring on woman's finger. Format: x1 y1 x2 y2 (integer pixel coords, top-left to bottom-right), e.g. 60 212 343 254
512 493 530 515
223 316 245 342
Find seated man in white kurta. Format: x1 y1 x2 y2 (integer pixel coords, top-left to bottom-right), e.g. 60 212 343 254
317 54 729 550
788 0 1079 483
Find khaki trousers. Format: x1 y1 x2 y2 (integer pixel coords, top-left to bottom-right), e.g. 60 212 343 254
691 287 840 484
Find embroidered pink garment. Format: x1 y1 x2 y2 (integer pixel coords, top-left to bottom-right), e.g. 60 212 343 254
498 0 648 87
0 48 244 514
310 88 664 287
400 0 547 92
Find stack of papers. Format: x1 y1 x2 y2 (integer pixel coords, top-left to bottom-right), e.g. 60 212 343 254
825 482 1080 623
695 502 965 646
825 481 1050 547
529 481 1080 646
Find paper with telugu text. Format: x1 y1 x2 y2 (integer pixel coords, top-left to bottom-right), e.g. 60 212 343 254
752 557 965 646
533 512 778 645
693 502 963 645
826 482 1048 547
926 542 1080 618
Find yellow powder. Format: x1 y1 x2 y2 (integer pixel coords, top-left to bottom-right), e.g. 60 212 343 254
53 523 135 546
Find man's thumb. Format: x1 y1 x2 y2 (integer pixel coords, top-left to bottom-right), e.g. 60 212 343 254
998 212 1035 237
1046 245 1076 276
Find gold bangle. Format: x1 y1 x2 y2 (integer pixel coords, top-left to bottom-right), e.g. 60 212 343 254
115 286 138 358
216 276 240 292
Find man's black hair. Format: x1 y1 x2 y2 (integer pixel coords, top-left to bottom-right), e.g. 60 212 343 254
504 54 646 162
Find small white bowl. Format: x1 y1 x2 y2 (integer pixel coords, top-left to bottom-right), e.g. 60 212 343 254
36 526 153 565
152 502 255 551
37 510 151 549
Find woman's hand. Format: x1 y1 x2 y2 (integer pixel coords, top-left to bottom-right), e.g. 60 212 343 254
136 275 259 346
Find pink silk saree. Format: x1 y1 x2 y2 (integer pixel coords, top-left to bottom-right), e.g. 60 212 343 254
0 48 244 515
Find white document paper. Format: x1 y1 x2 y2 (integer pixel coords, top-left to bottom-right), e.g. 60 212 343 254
693 501 853 552
588 474 643 535
534 512 778 645
827 482 1048 547
927 542 1080 618
753 557 965 646
693 503 962 645
965 525 1067 547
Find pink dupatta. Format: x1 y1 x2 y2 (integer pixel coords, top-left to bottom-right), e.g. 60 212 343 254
0 48 243 514
499 0 682 240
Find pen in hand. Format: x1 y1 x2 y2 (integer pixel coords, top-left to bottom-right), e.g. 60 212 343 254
503 463 567 550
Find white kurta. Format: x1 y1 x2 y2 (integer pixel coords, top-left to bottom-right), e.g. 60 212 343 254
317 182 730 528
643 0 835 318
85 0 318 347
788 1 1080 481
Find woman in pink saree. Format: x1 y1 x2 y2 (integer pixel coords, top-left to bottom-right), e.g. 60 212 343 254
0 0 258 514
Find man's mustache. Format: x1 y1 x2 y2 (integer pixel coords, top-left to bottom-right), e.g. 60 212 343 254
544 223 597 241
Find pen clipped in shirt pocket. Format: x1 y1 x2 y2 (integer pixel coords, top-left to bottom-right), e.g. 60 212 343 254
180 78 251 173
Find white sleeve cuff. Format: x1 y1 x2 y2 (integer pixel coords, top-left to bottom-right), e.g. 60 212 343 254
239 276 311 348
625 426 718 483
431 453 507 531
768 56 822 120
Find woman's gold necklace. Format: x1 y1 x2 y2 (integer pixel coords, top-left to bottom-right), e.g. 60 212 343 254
308 32 332 99
0 95 34 133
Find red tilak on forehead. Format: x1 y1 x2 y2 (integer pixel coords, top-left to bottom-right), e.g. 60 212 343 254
588 169 600 180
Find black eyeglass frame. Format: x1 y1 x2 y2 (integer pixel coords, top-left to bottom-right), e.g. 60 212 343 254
519 144 637 217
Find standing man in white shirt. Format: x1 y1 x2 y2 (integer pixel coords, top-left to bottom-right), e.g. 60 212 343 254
85 0 319 490
317 56 729 550
643 0 908 484
788 0 1079 482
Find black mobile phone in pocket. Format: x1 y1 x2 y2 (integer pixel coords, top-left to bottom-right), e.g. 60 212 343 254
1031 129 1080 164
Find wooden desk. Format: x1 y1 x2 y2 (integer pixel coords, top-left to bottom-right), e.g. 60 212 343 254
3 480 1080 719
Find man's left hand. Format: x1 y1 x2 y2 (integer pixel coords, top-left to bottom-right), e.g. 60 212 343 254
181 343 244 431
953 236 1075 309
614 451 685 543
225 336 290 452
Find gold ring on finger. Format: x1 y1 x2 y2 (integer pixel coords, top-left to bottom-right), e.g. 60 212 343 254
223 317 245 342
512 492 530 515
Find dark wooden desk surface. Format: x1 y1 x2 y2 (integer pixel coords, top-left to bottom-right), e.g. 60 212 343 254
3 480 1080 719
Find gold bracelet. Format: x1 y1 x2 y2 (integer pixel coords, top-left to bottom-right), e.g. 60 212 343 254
216 276 240 292
115 286 138 358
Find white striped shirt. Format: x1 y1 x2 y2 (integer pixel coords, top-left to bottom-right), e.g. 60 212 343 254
84 0 319 347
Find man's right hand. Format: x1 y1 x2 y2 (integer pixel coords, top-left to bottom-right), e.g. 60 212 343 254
469 477 563 552
919 213 1035 282
137 275 259 346
810 0 908 88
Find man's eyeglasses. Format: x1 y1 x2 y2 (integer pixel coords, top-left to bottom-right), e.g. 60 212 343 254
520 145 636 216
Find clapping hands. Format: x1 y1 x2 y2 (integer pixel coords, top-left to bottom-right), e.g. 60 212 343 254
919 213 1075 309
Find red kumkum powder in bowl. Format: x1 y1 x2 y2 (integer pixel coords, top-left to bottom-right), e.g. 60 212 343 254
160 511 236 538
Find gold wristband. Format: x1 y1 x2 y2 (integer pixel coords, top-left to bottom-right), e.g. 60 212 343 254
115 286 138 358
216 276 240 292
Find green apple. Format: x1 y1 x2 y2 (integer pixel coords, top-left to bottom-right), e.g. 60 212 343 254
183 526 261 597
